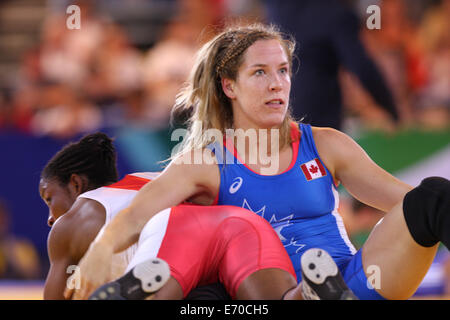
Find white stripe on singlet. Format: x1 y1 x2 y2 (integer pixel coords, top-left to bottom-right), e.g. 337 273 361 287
330 186 357 255
125 208 172 273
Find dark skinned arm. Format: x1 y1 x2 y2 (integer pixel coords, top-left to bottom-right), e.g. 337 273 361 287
44 199 106 300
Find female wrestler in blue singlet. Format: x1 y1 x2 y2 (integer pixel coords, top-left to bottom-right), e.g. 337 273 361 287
212 122 357 280
73 23 450 300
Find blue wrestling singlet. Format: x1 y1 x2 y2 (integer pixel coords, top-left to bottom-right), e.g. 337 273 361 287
210 122 385 299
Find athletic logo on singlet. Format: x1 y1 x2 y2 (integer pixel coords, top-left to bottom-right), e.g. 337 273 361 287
229 177 243 194
242 198 306 253
300 158 327 181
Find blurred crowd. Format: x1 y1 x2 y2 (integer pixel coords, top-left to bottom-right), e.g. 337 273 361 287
341 0 450 131
0 0 448 140
0 0 235 138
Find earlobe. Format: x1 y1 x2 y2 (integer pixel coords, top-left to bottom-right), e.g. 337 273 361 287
221 78 236 99
69 174 85 197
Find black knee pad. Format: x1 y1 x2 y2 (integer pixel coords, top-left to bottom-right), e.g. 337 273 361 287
403 176 450 248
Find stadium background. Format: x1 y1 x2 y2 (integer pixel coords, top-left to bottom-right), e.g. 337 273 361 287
0 0 448 299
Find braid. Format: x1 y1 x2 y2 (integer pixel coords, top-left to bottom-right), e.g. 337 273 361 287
215 29 278 77
216 32 248 74
41 132 119 189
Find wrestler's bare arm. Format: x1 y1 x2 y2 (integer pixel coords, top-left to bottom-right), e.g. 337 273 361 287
97 149 220 253
44 218 76 299
44 199 105 299
312 127 412 212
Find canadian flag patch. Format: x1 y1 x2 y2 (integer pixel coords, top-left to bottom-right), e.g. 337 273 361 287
300 158 327 181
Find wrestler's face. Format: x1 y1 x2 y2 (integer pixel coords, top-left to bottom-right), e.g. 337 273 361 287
39 178 77 227
223 39 291 130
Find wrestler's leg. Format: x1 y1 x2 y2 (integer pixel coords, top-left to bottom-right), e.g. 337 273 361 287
236 268 301 300
361 177 449 299
217 215 301 300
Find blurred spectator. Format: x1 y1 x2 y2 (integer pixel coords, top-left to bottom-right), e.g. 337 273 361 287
178 0 226 35
85 22 144 128
140 0 226 128
346 0 450 132
6 49 43 133
0 200 41 280
38 15 88 87
415 0 450 129
30 82 102 139
6 86 39 134
358 0 424 128
39 1 107 87
141 18 198 128
224 0 265 19
89 23 143 99
263 0 399 130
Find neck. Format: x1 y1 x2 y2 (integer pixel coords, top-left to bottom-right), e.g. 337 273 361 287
230 123 283 153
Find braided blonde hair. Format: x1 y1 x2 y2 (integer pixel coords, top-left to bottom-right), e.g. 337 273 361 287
172 23 297 159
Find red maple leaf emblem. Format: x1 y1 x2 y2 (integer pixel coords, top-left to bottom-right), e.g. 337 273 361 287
309 164 319 174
